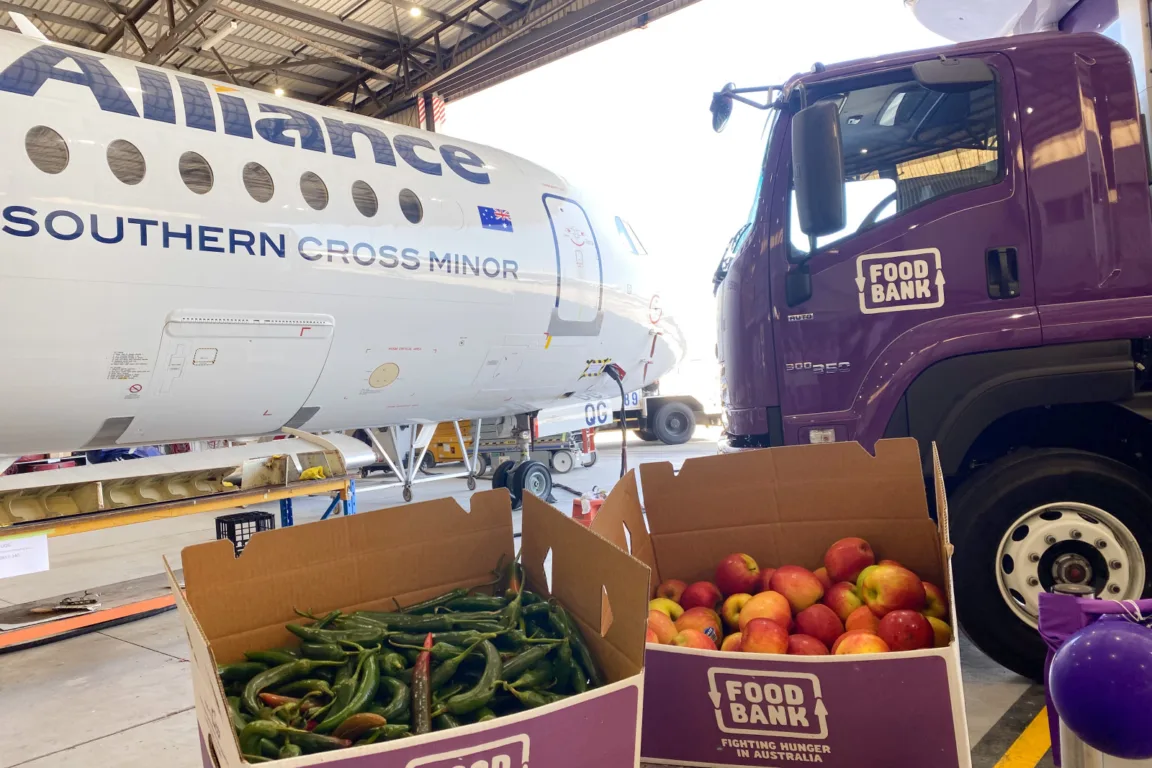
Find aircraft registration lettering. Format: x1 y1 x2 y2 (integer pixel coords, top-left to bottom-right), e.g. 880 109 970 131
0 44 492 184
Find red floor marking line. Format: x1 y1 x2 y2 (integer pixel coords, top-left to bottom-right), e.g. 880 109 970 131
0 595 176 648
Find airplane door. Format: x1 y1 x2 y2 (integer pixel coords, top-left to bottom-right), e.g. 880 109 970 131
543 194 604 337
119 310 335 443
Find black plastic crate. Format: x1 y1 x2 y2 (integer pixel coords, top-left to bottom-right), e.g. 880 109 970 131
215 511 275 556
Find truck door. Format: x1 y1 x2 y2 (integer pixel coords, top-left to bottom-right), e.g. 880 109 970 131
543 194 604 337
770 53 1041 446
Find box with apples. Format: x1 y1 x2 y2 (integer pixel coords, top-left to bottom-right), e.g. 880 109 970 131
591 438 971 768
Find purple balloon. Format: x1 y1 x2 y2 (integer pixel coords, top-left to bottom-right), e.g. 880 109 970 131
1050 619 1152 760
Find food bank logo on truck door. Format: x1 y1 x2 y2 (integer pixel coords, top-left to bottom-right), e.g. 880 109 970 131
856 248 945 314
405 734 530 768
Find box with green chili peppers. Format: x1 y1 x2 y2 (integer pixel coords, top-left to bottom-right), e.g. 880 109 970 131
167 489 650 767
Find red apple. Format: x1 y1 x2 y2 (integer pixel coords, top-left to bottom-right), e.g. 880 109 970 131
720 632 743 652
647 609 677 644
672 628 717 651
788 634 830 655
860 565 927 617
855 565 880 594
769 566 825 613
655 579 688 603
680 581 723 612
645 628 659 644
649 598 684 621
676 607 723 647
738 591 793 632
721 593 753 630
922 582 947 620
823 582 864 623
715 553 760 597
755 567 777 593
795 604 844 649
824 537 875 584
833 631 890 655
878 559 904 568
813 567 833 592
845 605 880 634
741 618 789 654
878 610 934 652
927 617 953 648
831 629 871 653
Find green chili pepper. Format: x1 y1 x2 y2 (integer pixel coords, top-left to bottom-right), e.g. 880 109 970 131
521 590 544 605
378 651 407 677
430 639 484 689
522 602 551 618
434 713 462 730
239 721 281 755
445 595 507 611
474 707 497 722
400 587 470 614
390 630 500 646
279 743 303 759
218 661 268 684
286 624 386 646
500 643 557 682
244 649 298 666
275 679 334 698
507 660 552 690
242 660 342 716
390 641 465 662
549 603 604 687
552 640 575 694
259 737 280 758
317 650 380 734
226 696 249 736
300 643 347 661
375 676 410 721
507 687 569 708
445 640 502 715
359 724 411 743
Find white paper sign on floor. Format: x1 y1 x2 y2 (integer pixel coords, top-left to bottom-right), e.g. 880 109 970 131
0 531 49 578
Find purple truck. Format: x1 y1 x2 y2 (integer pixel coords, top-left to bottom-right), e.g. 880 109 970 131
712 31 1152 679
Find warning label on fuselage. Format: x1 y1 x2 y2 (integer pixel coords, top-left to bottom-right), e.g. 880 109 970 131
856 248 945 314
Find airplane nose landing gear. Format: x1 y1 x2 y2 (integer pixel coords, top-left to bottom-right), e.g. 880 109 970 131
490 419 555 509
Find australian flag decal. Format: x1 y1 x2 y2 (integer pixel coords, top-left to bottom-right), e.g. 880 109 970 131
478 206 514 232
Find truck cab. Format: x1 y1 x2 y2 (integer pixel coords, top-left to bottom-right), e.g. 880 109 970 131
715 31 1152 679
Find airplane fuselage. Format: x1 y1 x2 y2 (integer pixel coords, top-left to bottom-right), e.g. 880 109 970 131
0 33 683 454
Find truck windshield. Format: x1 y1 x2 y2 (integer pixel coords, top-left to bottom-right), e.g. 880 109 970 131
788 73 1000 255
713 110 779 292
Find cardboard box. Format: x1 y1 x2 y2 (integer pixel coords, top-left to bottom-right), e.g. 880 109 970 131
592 438 971 768
167 489 649 767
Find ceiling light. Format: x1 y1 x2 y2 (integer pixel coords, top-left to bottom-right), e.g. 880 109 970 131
274 87 285 97
409 6 422 16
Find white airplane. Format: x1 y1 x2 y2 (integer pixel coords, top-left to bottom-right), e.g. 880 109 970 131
0 31 684 467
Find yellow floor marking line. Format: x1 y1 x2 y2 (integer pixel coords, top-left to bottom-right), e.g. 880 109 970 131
994 707 1051 768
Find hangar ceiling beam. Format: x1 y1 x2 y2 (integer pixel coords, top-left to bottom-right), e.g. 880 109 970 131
142 0 216 62
0 0 108 35
97 0 161 51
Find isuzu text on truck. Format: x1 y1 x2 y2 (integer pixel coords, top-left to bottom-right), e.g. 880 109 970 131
712 31 1152 679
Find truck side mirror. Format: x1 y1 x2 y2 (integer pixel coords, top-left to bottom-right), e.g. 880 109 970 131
710 84 735 133
792 100 846 241
912 57 993 93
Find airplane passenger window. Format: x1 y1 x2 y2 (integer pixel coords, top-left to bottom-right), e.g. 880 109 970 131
178 151 213 195
244 162 274 203
399 188 423 224
352 180 378 217
300 171 328 211
107 140 146 185
25 126 68 174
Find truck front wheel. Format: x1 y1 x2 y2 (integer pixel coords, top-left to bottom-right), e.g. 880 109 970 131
951 449 1152 680
652 402 696 445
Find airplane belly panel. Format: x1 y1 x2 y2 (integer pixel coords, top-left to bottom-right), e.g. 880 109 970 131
119 310 334 443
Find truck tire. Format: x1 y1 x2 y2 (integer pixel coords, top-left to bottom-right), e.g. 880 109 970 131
636 429 659 442
951 449 1152 680
652 402 696 445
